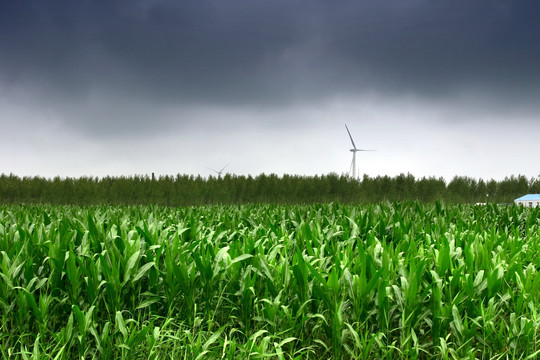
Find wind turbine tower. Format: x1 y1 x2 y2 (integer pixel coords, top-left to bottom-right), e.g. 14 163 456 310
345 124 375 179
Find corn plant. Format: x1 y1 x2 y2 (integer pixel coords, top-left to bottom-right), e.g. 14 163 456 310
0 202 539 359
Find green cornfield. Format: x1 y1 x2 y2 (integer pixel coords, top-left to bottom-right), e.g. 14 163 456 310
1 202 539 359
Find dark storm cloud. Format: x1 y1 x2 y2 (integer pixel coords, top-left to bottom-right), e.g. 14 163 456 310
1 0 540 134
0 0 305 105
324 1 540 101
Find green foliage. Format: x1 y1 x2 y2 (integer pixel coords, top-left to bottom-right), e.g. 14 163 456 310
0 202 539 359
1 173 539 205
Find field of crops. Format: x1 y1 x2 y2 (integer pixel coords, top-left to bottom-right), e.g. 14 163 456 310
1 203 539 359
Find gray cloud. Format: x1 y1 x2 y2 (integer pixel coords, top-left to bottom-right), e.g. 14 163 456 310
1 0 539 180
2 1 540 105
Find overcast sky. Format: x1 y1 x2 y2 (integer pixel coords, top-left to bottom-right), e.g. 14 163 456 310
1 0 539 181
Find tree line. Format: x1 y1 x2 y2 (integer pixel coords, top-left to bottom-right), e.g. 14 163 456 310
0 173 538 206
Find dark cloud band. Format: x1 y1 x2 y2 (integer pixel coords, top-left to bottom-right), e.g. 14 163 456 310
1 0 539 136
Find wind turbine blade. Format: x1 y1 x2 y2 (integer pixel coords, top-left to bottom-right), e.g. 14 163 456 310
219 162 230 173
345 124 357 149
206 167 219 173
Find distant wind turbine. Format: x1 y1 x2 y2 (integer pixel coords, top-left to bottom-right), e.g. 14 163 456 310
345 124 375 179
207 163 229 178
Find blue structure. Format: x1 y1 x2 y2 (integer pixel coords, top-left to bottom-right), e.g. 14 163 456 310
514 194 540 207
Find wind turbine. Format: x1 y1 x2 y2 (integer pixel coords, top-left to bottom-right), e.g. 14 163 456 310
345 124 375 179
207 163 229 178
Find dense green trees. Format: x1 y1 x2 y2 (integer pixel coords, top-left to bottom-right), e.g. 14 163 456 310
0 172 538 205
